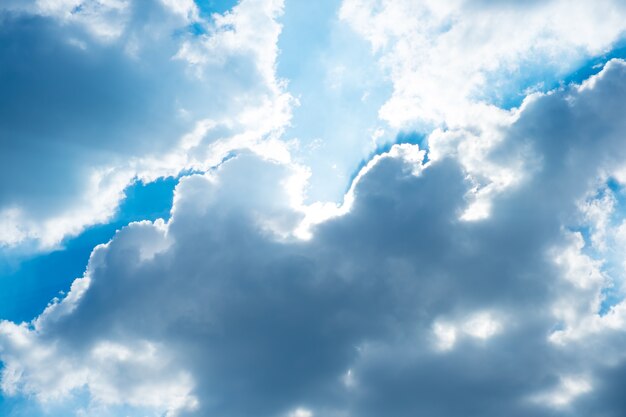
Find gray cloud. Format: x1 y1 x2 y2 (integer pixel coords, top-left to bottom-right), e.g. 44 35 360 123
0 0 289 248
2 59 626 417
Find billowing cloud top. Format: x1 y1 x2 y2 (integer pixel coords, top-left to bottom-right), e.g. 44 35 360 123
2 1 626 417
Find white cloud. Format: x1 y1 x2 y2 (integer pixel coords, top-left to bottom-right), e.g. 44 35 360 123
462 312 502 340
0 0 293 250
2 61 626 417
340 0 626 129
432 312 502 352
531 375 593 408
288 407 313 417
4 2 626 417
5 0 625 252
432 321 457 351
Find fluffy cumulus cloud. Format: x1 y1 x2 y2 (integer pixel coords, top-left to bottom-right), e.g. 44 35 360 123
2 58 626 416
3 1 626 417
0 0 291 249
340 0 626 129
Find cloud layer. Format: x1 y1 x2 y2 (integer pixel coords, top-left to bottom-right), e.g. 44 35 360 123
3 1 626 417
0 0 291 249
2 57 626 416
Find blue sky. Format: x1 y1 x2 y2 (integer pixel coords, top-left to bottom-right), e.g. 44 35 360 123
0 177 176 323
3 1 626 417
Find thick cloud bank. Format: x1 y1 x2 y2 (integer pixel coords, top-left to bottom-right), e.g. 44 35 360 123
3 0 626 250
0 0 291 249
2 59 626 417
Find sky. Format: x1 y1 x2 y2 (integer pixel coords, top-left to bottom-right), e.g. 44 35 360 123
2 0 626 416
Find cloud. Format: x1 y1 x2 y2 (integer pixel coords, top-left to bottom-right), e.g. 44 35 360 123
2 59 626 417
4 0 625 252
340 0 626 129
0 0 292 249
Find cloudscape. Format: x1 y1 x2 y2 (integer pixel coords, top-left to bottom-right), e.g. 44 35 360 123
2 1 626 416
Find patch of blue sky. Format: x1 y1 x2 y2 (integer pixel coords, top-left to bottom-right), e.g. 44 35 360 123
397 131 429 154
570 177 626 316
570 225 593 250
171 0 238 37
0 177 177 324
562 42 626 86
343 131 428 195
0 391 79 417
184 22 208 36
277 0 393 203
603 177 626 315
607 176 626 208
194 0 239 17
0 387 155 417
0 395 39 417
488 42 626 111
480 61 570 110
344 131 428 192
0 395 85 417
599 278 623 317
